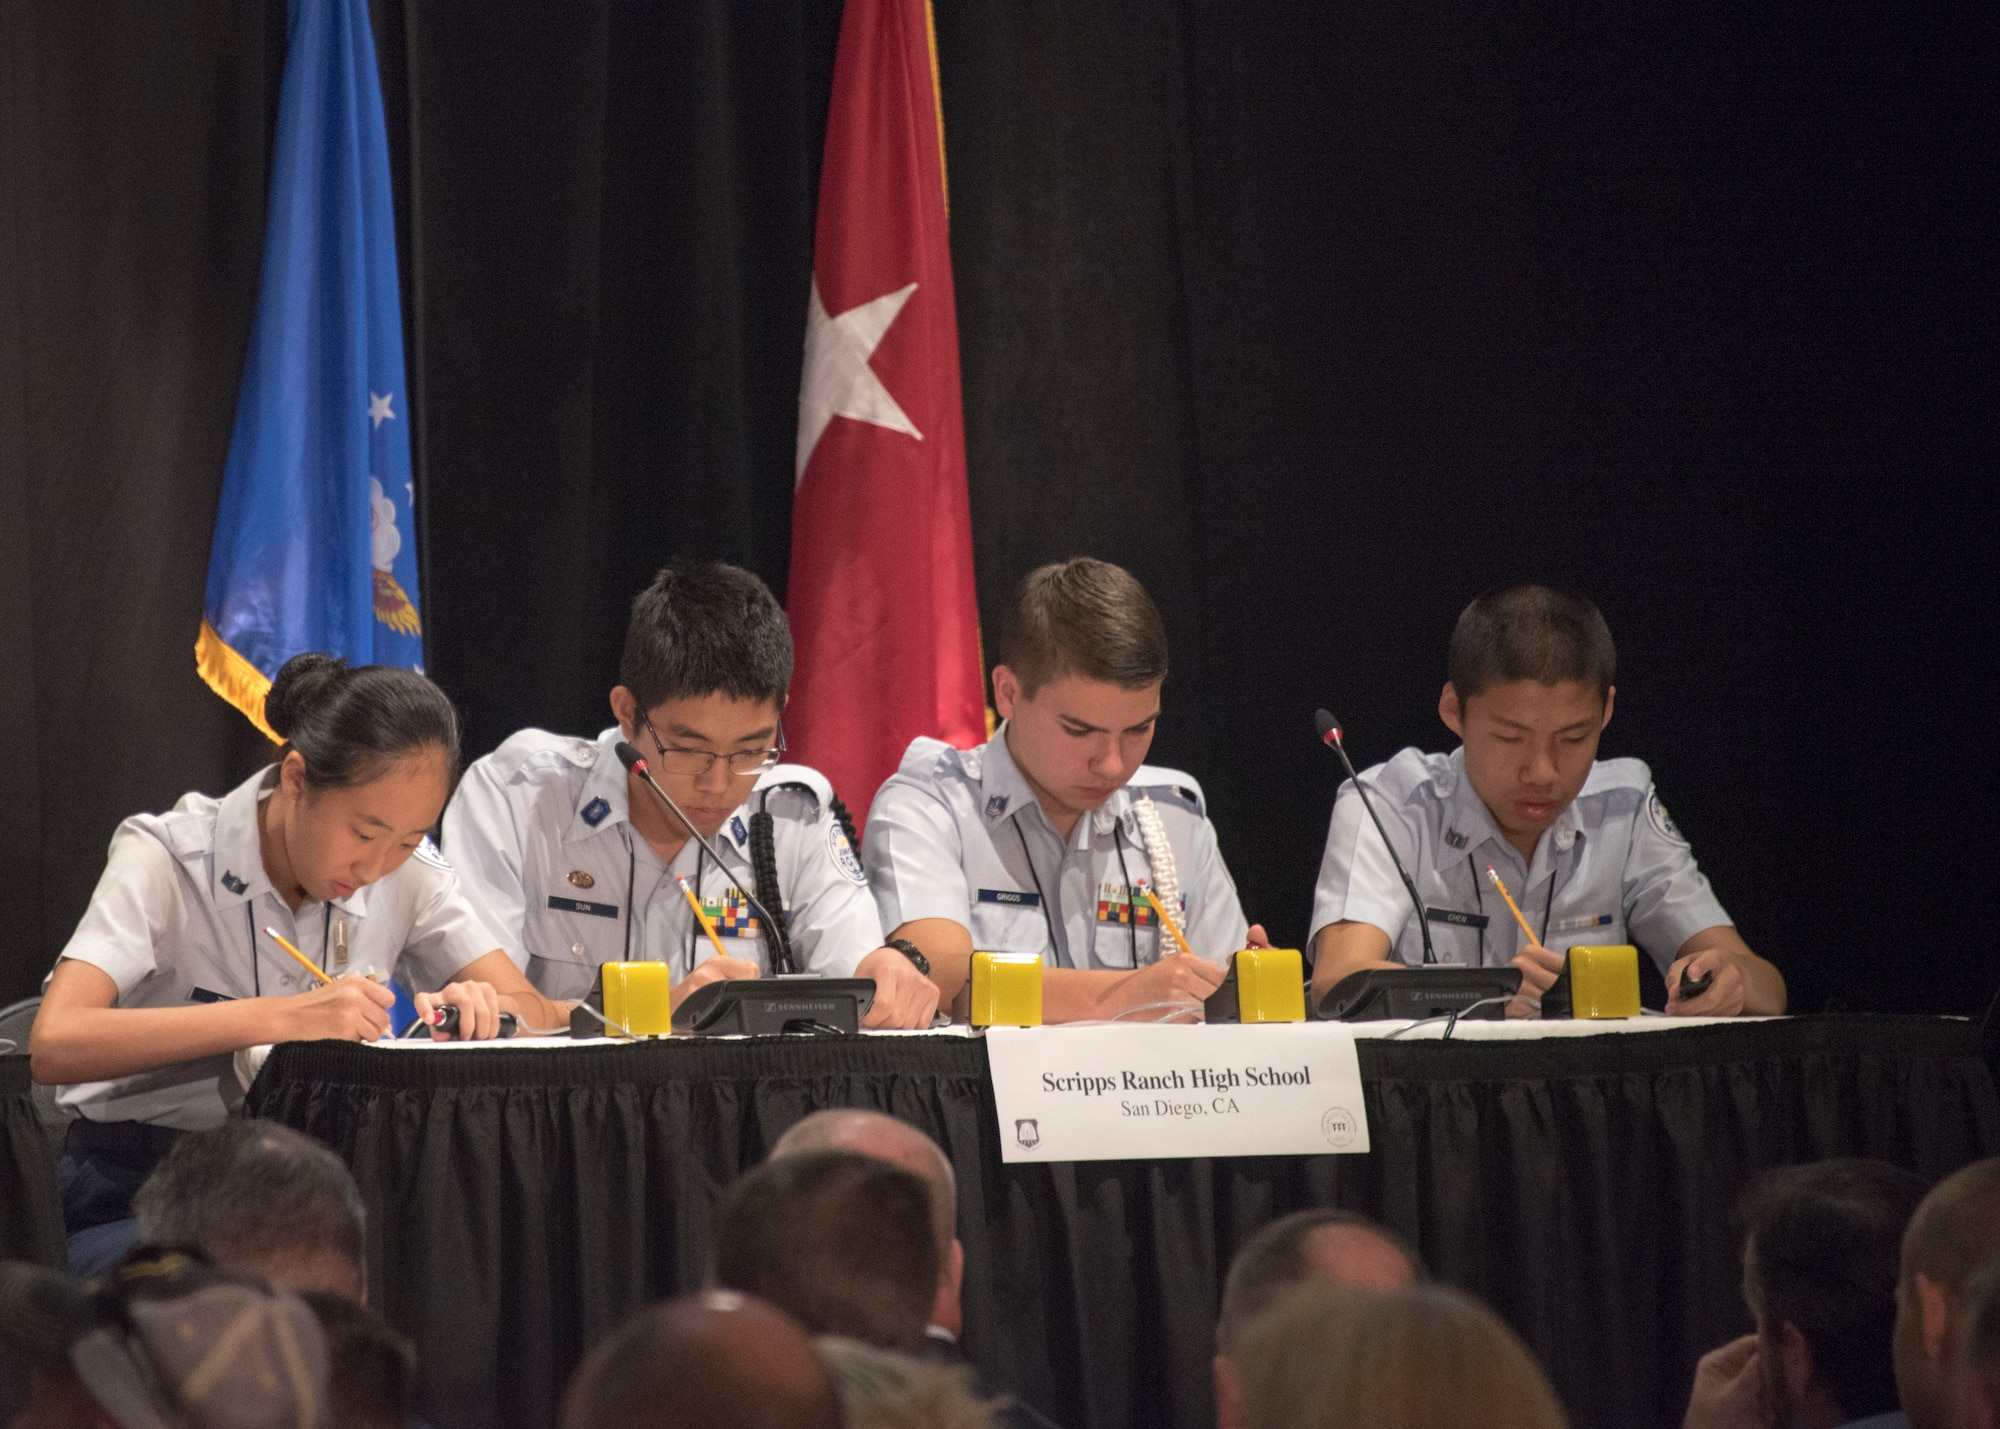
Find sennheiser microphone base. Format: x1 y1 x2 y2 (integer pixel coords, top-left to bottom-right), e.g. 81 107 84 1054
1316 967 1521 1022
671 977 877 1036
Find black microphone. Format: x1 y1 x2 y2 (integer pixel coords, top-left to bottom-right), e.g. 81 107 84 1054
1314 709 1437 965
614 740 799 975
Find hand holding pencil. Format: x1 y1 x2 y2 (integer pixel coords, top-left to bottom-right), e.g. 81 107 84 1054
1482 868 1565 1016
261 926 395 1042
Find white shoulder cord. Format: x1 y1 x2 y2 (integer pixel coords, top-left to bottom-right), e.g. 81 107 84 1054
1131 795 1180 919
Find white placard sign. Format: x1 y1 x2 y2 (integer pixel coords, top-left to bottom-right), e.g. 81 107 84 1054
983 1023 1369 1163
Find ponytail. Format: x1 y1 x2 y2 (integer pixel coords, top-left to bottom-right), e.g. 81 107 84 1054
263 653 461 789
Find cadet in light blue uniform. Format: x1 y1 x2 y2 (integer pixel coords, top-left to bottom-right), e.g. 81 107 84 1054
1308 584 1785 1017
869 732 1247 971
866 559 1261 1024
440 562 939 1028
1310 747 1728 971
32 655 551 1274
445 727 885 999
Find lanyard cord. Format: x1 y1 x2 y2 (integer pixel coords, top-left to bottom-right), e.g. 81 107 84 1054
246 902 331 995
1110 820 1142 968
1468 847 1570 963
620 826 636 965
1010 820 1067 969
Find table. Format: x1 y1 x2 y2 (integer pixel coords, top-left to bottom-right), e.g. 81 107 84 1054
244 1017 1999 1429
0 1055 65 1267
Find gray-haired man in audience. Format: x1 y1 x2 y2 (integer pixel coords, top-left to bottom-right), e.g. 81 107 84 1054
133 1118 367 1302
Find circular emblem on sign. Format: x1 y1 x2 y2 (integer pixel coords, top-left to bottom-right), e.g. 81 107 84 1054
828 823 867 885
1320 1106 1359 1149
1647 788 1688 846
568 869 595 889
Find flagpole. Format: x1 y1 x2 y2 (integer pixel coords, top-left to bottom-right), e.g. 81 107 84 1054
402 0 434 673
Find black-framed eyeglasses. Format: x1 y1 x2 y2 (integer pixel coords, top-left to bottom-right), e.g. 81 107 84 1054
637 709 785 778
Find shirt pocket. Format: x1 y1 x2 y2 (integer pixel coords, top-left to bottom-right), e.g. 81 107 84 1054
969 899 1050 958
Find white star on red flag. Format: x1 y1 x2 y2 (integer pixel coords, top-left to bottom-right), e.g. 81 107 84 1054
795 278 922 484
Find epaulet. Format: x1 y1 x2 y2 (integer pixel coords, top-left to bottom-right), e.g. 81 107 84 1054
1579 756 1654 798
754 763 835 814
1368 748 1452 802
478 728 601 785
151 802 219 862
895 735 971 781
1128 765 1207 818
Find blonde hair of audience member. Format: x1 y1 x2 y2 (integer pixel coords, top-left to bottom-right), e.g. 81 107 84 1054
814 1336 1002 1429
1895 1157 2000 1429
1234 1283 1567 1429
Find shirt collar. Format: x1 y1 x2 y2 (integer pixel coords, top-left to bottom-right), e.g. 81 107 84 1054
568 728 635 843
978 725 1136 849
211 766 371 916
1438 746 1584 872
211 767 278 909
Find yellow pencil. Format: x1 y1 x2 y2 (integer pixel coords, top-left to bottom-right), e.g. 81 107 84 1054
261 925 334 987
1142 889 1197 960
677 877 731 962
1481 867 1541 947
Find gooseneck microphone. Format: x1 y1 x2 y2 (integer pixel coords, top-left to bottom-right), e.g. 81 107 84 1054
1314 710 1437 965
614 740 799 975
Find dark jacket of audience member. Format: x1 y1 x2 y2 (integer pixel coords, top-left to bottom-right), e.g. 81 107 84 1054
560 1291 842 1429
710 1150 939 1353
132 1118 368 1302
1896 1157 2000 1429
1233 1282 1567 1429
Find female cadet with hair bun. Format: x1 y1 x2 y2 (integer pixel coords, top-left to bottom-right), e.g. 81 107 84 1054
31 654 566 1274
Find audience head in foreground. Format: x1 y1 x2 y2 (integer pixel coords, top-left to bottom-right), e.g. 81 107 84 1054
815 1336 1001 1429
299 1290 416 1429
1684 1157 1929 1429
1233 1282 1567 1429
0 1247 329 1429
560 1290 842 1429
711 1149 940 1353
770 1110 962 1337
1213 1209 1425 1429
133 1118 368 1302
1896 1157 2000 1429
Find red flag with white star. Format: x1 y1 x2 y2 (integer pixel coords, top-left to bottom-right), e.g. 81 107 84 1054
787 0 984 827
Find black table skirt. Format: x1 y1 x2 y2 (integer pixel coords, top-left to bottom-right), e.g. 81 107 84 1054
0 1056 65 1268
244 1017 2000 1429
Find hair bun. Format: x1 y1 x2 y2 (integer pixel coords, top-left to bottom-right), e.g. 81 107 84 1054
264 653 349 740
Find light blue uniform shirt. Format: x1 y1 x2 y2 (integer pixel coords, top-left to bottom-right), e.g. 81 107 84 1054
1309 747 1731 972
54 767 492 1130
864 728 1250 969
442 728 883 1000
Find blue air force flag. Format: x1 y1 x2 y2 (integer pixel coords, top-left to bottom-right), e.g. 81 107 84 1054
197 0 422 739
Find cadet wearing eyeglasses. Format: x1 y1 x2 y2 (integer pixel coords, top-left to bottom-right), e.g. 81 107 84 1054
441 562 940 1029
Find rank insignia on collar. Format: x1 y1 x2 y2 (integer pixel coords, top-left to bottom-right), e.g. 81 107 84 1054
730 815 749 845
568 870 595 889
221 871 247 894
1443 829 1468 850
581 797 611 827
985 794 1009 819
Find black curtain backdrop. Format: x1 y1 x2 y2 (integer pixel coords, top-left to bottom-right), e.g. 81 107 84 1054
1 0 1994 1022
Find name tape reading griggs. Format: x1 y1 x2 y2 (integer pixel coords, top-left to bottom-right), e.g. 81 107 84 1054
983 1023 1370 1163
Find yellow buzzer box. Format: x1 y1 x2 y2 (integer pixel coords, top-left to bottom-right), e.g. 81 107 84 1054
969 951 1043 1027
600 961 675 1037
1565 944 1641 1020
1233 947 1306 1023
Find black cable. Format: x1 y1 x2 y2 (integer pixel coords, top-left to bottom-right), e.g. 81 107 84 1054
748 806 796 975
1010 820 1065 968
621 827 636 965
1467 856 1488 966
1110 821 1142 968
828 792 860 852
